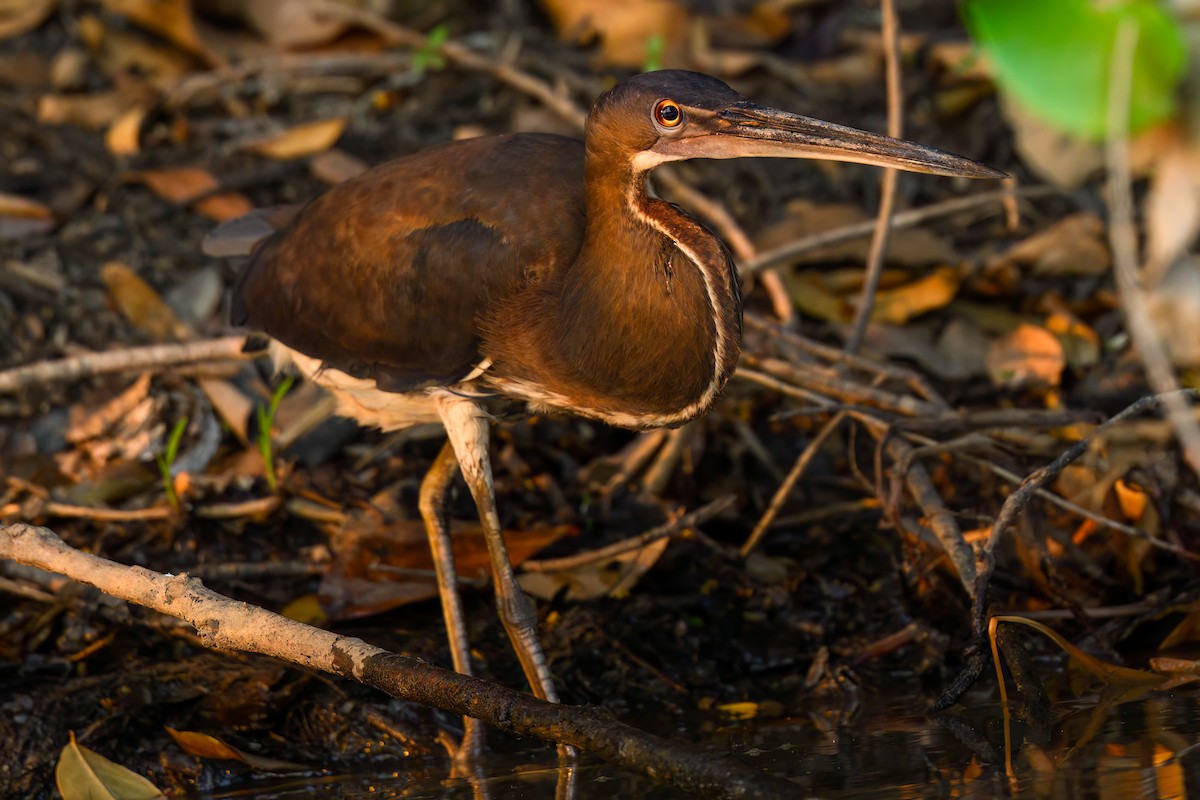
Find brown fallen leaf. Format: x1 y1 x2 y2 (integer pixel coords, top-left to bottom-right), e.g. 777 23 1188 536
105 105 146 156
984 323 1065 388
1001 95 1103 189
124 167 253 222
321 515 572 620
67 373 152 444
1148 256 1200 367
0 50 49 86
79 14 195 92
0 0 56 41
862 317 990 381
539 0 689 68
246 118 348 160
240 0 350 49
100 261 191 342
1144 134 1200 278
38 89 151 130
309 148 369 184
166 727 308 772
518 537 669 601
1044 310 1100 370
0 191 55 240
869 266 961 324
1002 213 1111 277
198 377 252 444
101 0 221 65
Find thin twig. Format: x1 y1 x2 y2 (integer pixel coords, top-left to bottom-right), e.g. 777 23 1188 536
845 0 902 354
740 186 1058 276
741 412 846 555
523 496 736 573
0 337 252 395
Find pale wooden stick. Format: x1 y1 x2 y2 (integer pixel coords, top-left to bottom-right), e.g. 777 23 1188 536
0 337 251 395
845 0 903 354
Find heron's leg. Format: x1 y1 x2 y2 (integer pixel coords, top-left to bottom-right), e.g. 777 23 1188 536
435 393 559 703
418 439 483 759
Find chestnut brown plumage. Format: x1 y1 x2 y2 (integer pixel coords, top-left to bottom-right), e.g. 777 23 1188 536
206 70 1002 750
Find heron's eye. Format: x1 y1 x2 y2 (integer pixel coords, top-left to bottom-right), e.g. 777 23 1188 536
654 99 683 128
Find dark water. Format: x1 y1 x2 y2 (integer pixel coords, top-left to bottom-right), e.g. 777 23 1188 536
201 683 1200 798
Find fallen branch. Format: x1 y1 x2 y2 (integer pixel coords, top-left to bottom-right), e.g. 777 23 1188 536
0 523 795 800
0 337 252 395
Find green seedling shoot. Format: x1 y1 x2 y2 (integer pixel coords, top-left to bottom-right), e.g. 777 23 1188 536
413 24 449 76
643 34 666 74
257 375 294 491
156 416 189 510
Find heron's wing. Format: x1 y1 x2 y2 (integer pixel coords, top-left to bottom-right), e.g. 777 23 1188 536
227 134 586 392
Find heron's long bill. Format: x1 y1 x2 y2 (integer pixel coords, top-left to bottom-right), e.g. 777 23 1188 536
660 103 1006 180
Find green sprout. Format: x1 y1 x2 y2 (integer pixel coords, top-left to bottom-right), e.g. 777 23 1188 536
642 34 665 73
257 375 294 491
413 24 450 76
155 416 189 510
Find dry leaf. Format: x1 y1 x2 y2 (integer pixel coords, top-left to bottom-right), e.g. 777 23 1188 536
67 373 152 443
241 0 349 48
124 167 253 222
0 50 49 86
783 271 853 323
101 0 220 65
38 89 150 129
518 537 669 601
862 318 989 381
1044 310 1100 369
1001 95 1103 188
869 266 961 324
309 148 368 184
1113 479 1148 522
198 378 252 444
1003 213 1111 277
984 323 1065 388
539 0 689 68
100 261 191 342
79 14 195 92
1145 134 1200 278
0 191 55 240
1148 256 1200 367
55 731 162 800
320 515 571 619
106 105 146 156
247 118 347 160
165 727 308 771
0 0 57 41
0 192 52 219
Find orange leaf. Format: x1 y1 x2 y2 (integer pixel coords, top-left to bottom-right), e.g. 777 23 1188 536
247 118 348 160
100 261 190 342
0 0 57 41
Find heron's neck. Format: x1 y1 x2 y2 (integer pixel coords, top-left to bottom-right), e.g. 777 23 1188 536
482 164 742 429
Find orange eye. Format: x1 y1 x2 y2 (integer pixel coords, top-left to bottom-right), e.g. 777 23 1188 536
654 99 683 128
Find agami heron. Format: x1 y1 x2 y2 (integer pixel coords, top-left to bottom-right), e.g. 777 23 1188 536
206 70 1002 742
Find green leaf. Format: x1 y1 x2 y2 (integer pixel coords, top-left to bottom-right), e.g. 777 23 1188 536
56 732 163 800
964 0 1187 139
